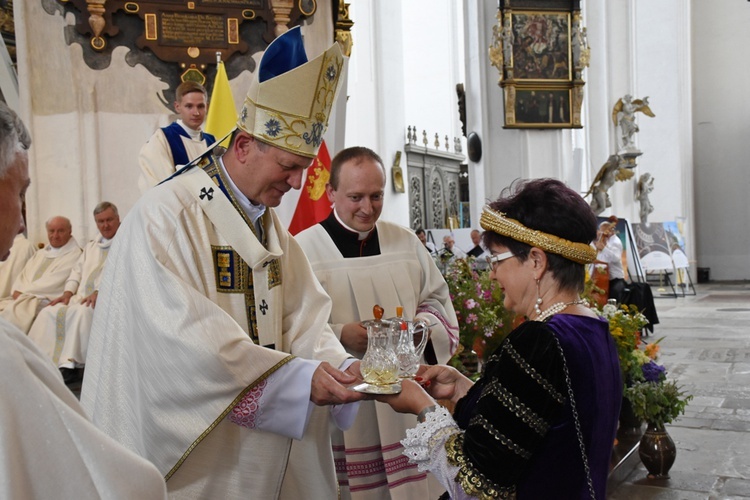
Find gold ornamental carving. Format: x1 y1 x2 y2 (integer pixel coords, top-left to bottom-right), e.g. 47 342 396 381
334 2 354 57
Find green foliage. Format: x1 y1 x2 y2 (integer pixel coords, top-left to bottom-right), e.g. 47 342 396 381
624 379 693 428
442 257 515 364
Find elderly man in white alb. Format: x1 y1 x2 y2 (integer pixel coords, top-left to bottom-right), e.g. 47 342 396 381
0 215 81 333
295 146 459 499
29 201 120 385
0 233 36 298
0 101 167 499
81 27 366 499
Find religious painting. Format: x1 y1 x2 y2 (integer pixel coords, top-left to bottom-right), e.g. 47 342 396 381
492 1 587 129
511 11 570 81
513 88 571 126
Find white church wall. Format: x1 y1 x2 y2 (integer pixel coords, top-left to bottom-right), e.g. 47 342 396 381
691 0 750 280
16 1 331 245
463 0 695 277
341 0 466 229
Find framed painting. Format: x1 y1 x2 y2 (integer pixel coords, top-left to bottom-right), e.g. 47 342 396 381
511 11 571 81
492 1 587 129
513 88 571 126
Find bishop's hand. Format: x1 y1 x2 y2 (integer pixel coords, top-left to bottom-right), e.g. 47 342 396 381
310 361 367 406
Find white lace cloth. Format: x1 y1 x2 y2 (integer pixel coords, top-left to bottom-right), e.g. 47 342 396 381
401 406 474 499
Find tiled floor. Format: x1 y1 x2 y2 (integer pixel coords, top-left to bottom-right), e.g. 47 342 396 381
608 281 750 499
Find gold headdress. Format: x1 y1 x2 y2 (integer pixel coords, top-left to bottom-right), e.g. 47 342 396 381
237 27 345 158
480 206 597 264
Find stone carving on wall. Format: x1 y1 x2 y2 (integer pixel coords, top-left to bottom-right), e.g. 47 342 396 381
405 134 465 230
409 175 424 230
429 171 446 229
45 0 317 107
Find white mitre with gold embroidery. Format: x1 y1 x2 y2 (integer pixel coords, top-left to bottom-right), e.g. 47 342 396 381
238 26 345 158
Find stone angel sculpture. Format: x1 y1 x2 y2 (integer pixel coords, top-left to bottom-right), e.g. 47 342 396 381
635 172 655 224
612 95 655 152
584 154 634 215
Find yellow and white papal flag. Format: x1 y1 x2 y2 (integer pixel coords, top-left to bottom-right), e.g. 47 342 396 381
205 60 238 147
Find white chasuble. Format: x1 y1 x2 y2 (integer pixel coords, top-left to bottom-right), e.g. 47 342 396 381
81 162 350 499
0 234 36 298
0 238 81 333
294 220 459 500
28 237 111 367
0 318 167 499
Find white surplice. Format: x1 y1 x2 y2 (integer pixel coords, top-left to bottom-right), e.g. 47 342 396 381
0 238 81 333
81 161 353 499
0 317 167 499
28 236 111 367
295 220 459 499
0 234 36 298
138 123 212 193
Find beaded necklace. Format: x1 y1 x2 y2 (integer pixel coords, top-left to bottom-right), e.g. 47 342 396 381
535 299 586 322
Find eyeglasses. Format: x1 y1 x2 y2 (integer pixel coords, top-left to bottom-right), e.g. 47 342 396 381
486 251 515 269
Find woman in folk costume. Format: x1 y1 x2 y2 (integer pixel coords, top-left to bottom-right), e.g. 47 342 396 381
377 179 622 499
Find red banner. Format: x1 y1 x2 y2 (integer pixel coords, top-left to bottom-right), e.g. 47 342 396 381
289 141 332 235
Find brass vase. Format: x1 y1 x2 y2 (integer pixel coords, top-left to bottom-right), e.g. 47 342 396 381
638 423 677 478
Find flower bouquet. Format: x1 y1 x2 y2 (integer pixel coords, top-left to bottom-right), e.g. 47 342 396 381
598 301 693 479
598 302 651 382
442 257 515 376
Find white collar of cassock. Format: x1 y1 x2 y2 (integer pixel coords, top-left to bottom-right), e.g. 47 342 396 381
332 207 374 241
45 238 77 257
176 119 202 140
97 235 113 249
217 156 266 235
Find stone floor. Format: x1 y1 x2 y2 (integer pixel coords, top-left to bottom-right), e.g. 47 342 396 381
607 281 750 499
63 281 750 498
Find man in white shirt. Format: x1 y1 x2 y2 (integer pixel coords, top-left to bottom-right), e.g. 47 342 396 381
0 216 81 333
594 218 626 301
29 201 120 385
138 81 216 192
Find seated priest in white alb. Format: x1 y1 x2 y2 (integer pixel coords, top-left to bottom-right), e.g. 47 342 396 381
29 202 119 384
0 216 81 333
0 233 36 297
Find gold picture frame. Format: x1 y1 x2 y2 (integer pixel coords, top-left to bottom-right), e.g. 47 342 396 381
493 1 587 129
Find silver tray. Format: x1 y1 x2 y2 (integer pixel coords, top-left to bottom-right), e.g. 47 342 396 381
352 382 402 395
